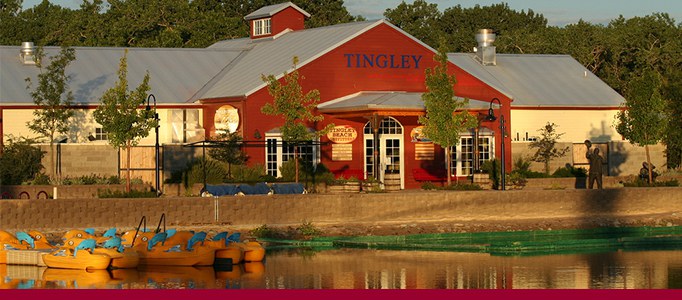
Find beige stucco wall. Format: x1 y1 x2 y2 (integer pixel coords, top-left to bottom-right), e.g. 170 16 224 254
2 107 202 146
510 109 620 143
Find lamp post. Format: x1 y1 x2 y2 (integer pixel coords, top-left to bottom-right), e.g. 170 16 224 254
146 94 160 196
485 98 505 190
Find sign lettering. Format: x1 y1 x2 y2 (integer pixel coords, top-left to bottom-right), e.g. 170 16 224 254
327 125 358 144
344 53 422 69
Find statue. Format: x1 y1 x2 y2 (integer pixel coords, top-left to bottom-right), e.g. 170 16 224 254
585 140 604 189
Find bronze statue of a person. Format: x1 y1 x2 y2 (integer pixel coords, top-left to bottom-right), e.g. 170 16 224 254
585 140 604 189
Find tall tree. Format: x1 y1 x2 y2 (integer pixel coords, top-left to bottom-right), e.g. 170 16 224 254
261 56 334 182
528 122 570 175
662 69 682 169
384 0 443 47
25 46 76 182
419 41 478 185
93 49 156 192
616 70 667 183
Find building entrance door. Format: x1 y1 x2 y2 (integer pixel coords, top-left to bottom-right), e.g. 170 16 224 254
364 117 404 190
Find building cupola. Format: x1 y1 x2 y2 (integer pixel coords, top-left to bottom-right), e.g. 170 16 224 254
244 2 310 39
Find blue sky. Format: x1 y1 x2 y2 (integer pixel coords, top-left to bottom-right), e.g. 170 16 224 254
22 0 682 27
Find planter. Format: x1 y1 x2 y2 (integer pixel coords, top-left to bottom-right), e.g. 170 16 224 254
384 173 401 191
327 182 361 193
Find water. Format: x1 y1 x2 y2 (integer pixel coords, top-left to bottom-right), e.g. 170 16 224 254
2 248 682 289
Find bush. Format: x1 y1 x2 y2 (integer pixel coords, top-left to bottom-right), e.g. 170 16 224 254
623 178 679 187
552 165 587 178
182 158 228 188
232 163 268 183
421 181 439 190
98 189 157 198
444 182 483 190
60 174 126 185
0 135 45 185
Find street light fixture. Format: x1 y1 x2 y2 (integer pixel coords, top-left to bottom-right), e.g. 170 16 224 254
145 94 160 196
485 98 506 190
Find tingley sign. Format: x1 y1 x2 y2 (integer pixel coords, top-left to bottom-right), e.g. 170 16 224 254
327 125 358 144
344 53 423 69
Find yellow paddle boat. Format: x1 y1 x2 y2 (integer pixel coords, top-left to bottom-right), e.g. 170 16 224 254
205 232 244 265
239 241 266 262
1 230 54 265
42 239 111 270
133 231 216 266
62 228 117 244
62 236 139 269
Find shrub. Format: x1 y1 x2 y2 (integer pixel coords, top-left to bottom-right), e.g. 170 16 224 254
98 189 157 198
0 135 45 185
444 182 483 190
232 163 268 183
183 158 227 188
623 178 679 187
296 221 322 239
552 165 587 178
29 173 51 185
421 181 439 190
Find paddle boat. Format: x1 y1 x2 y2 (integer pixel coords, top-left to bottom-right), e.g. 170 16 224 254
205 232 245 265
42 238 112 270
240 241 266 262
1 230 55 265
61 236 139 269
132 231 216 266
62 228 117 244
42 268 116 289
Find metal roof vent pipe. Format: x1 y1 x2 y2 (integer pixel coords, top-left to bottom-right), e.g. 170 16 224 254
20 42 37 65
475 29 496 66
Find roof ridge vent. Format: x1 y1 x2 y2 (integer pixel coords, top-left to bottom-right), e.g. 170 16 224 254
20 42 37 65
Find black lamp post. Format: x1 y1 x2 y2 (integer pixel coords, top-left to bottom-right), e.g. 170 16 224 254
486 98 505 190
145 94 160 196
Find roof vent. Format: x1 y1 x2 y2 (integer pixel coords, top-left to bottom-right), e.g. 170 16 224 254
20 42 36 65
475 29 496 66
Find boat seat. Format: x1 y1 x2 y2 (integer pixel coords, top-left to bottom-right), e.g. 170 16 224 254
16 231 35 249
187 232 207 251
148 232 168 251
74 239 97 257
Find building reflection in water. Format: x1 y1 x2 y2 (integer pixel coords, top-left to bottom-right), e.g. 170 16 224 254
1 249 681 289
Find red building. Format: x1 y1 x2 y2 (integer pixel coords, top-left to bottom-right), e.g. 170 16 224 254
199 2 511 189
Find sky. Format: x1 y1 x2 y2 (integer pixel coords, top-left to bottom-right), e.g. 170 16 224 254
22 0 682 27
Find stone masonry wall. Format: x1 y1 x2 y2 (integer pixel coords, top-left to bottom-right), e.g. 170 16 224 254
1 188 680 231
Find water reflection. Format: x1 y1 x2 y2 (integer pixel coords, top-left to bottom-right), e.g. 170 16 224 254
2 249 681 289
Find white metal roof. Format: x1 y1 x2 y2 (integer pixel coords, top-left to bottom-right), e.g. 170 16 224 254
448 53 624 108
0 46 243 105
317 91 492 112
244 2 310 20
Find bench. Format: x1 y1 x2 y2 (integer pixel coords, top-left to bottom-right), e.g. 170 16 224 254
412 168 447 182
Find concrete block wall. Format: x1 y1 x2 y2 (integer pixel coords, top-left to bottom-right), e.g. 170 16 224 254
39 144 119 178
1 188 680 231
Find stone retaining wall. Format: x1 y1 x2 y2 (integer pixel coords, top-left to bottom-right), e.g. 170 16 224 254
1 187 680 231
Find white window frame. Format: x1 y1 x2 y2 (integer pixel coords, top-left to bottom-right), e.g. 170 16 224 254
450 129 495 176
265 133 320 178
253 18 271 36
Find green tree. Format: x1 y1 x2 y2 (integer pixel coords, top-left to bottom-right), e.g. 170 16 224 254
261 56 334 182
0 135 45 185
662 69 682 169
93 49 156 192
384 0 443 47
419 42 478 185
25 46 76 181
528 122 570 175
616 70 667 183
208 132 248 179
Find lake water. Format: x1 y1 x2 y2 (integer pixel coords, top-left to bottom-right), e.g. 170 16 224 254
2 248 682 289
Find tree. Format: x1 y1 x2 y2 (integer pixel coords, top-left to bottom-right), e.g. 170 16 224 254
261 56 334 182
93 49 156 192
616 70 667 183
208 132 248 179
419 41 478 185
384 0 443 48
25 45 76 182
528 122 570 175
